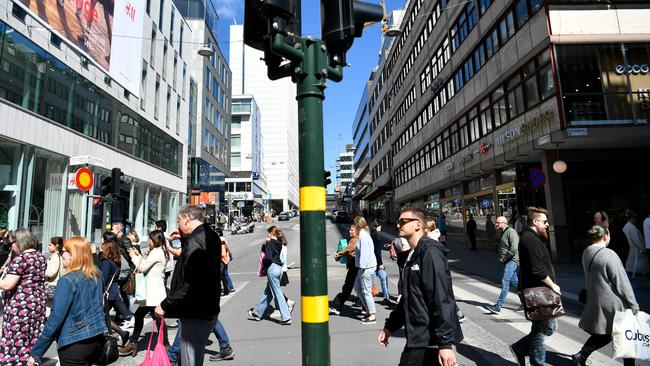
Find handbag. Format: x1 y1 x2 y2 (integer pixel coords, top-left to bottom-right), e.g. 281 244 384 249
135 272 147 302
578 247 605 304
95 272 119 366
612 309 650 360
123 271 136 296
520 286 565 321
336 239 348 264
137 316 172 366
257 250 267 277
45 253 62 300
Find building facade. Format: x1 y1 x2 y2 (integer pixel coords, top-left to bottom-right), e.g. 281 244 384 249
229 24 299 213
367 0 650 262
225 95 268 218
336 144 355 210
0 0 190 244
175 0 231 221
351 81 372 217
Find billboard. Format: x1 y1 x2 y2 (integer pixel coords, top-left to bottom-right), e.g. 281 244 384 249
18 0 144 97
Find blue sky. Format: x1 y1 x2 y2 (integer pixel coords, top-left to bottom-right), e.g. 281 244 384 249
214 0 403 192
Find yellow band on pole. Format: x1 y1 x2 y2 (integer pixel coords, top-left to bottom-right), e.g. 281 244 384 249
301 295 329 323
300 186 326 211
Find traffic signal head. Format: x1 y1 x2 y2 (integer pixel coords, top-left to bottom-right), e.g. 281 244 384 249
101 176 112 197
111 168 123 196
244 0 301 63
320 0 383 66
324 170 332 187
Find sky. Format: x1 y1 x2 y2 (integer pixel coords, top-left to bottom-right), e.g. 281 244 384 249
213 0 404 192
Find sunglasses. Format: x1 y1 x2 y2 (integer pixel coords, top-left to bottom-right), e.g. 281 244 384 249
398 218 419 226
536 219 548 224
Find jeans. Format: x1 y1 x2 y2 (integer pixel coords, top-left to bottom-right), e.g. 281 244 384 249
495 260 518 309
512 318 558 366
371 268 391 300
167 320 181 362
178 318 215 366
354 266 376 315
223 266 234 291
252 263 291 321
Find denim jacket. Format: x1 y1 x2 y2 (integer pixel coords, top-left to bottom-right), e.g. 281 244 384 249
30 271 108 361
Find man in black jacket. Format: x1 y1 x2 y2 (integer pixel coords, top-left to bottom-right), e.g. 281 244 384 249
378 207 462 366
155 204 221 366
510 206 559 366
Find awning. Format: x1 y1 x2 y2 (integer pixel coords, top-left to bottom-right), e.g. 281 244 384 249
362 186 389 201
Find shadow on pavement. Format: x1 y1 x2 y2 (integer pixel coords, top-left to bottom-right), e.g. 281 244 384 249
456 342 518 366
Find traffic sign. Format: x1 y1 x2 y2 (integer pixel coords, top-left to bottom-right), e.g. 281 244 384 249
74 168 94 192
529 167 546 190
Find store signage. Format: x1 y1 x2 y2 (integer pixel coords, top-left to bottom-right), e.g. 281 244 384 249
567 128 588 137
498 187 516 195
70 155 104 167
615 64 650 75
479 143 490 155
252 171 260 180
495 112 553 146
537 134 551 146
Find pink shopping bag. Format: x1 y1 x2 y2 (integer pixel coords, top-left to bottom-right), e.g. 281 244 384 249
137 317 171 366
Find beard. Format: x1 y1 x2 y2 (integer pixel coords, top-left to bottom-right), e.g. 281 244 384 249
537 228 549 239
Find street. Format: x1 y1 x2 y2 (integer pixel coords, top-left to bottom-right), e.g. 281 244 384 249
33 218 629 365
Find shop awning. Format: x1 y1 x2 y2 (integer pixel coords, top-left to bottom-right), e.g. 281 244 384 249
362 186 389 201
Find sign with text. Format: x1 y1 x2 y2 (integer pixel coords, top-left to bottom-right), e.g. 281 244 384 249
17 0 145 96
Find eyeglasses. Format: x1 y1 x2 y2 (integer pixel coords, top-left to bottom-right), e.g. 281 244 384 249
535 219 549 224
397 218 419 226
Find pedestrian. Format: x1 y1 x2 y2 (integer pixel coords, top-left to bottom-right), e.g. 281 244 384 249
371 223 395 306
111 221 137 325
28 236 107 366
571 225 638 366
510 207 560 366
248 226 292 325
486 214 497 243
45 236 65 305
378 207 462 366
167 318 236 363
218 229 235 296
486 216 522 314
467 214 477 250
437 214 448 244
622 209 648 275
97 239 131 347
278 230 295 312
155 204 221 366
0 229 47 365
353 217 378 324
329 225 359 315
119 230 170 356
155 219 175 287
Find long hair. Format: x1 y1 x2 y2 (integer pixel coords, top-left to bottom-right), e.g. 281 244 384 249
101 239 121 265
149 230 170 261
64 236 101 280
354 216 369 233
269 226 287 245
50 236 65 253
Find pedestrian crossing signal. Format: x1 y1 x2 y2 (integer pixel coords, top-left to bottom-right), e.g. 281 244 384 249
324 170 332 187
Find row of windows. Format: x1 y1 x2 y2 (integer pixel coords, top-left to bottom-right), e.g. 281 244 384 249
372 154 391 181
372 121 393 156
454 0 544 92
203 128 227 162
390 86 416 129
394 49 554 187
387 0 426 82
0 21 181 175
419 37 451 95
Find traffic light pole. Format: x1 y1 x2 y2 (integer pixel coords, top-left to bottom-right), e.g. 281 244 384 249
270 35 342 366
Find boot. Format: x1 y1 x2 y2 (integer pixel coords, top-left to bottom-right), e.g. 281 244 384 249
118 342 138 357
571 351 587 366
110 320 129 346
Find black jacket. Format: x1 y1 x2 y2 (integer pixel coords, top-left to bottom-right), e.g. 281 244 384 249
160 223 221 320
384 237 463 348
263 239 283 267
518 228 555 290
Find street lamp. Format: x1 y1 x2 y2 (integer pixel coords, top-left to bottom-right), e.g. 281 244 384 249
198 44 214 57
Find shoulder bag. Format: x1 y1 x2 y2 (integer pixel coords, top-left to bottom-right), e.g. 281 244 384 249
578 247 605 304
521 286 566 321
96 272 119 366
45 253 62 300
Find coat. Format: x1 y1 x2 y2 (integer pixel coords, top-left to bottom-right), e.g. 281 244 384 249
579 245 638 334
133 247 168 307
623 222 649 274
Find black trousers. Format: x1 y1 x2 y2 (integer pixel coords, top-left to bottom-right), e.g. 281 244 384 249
468 234 477 249
130 306 168 344
57 335 103 366
331 266 359 310
581 334 635 366
399 347 439 366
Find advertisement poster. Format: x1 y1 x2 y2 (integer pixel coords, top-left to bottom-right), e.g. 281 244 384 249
18 0 144 96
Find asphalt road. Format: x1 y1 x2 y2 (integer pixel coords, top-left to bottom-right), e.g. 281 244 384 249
34 218 628 365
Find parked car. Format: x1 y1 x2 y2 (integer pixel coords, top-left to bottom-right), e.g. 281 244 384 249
278 211 291 221
291 208 299 217
334 211 352 223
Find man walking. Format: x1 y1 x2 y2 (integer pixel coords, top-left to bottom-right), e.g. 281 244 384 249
510 207 560 366
486 216 521 314
467 214 477 250
378 207 462 366
155 205 221 365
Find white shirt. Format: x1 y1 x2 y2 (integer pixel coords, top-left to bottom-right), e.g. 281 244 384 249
644 217 650 249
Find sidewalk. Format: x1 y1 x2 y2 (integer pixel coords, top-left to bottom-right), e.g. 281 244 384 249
378 226 650 311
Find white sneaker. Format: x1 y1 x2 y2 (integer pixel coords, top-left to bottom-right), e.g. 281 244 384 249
120 317 135 329
287 300 295 314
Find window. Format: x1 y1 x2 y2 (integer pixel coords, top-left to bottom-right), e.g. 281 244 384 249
182 63 187 98
176 96 181 135
162 41 168 77
179 24 184 57
231 135 240 148
140 62 148 110
150 27 156 64
158 0 164 31
165 87 171 128
232 115 241 129
525 75 539 108
170 9 175 43
515 0 529 28
231 152 241 167
204 129 209 151
539 64 554 99
480 98 493 134
173 54 178 89
154 74 161 119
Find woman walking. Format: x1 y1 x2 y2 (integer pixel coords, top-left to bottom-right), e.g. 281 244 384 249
248 226 292 325
28 236 107 366
97 239 130 346
353 217 377 325
329 225 359 315
571 225 638 366
45 237 65 304
0 229 47 365
119 230 170 356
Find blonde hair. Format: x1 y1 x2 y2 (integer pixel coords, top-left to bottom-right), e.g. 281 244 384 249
587 225 609 242
354 217 369 233
426 220 437 232
64 236 101 280
127 230 139 245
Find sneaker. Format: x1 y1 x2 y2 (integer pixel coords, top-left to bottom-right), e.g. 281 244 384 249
247 309 261 321
509 344 526 366
287 299 295 314
486 304 501 314
222 292 231 297
328 307 340 316
119 317 135 329
360 315 377 325
279 319 292 325
209 347 235 361
457 311 466 323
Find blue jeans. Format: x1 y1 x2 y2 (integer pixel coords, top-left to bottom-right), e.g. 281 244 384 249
224 267 234 291
212 319 230 349
354 267 376 315
512 318 558 366
371 268 390 300
167 319 229 361
495 260 518 308
252 263 291 321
